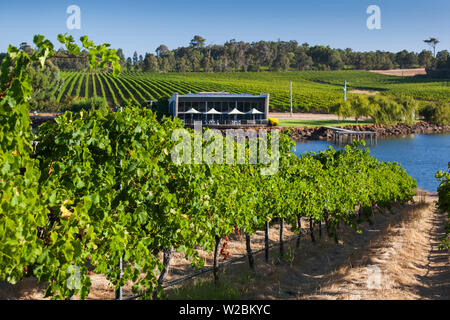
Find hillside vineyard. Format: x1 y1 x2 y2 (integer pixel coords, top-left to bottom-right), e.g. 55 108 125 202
55 71 450 112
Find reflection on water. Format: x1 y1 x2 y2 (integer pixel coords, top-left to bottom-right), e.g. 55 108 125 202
292 134 450 192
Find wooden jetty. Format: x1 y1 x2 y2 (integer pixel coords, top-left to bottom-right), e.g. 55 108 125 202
324 126 377 145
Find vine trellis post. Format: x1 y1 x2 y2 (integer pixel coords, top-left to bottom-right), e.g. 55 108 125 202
264 222 270 262
115 106 124 300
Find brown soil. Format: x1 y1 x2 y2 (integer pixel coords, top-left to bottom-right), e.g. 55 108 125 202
301 195 449 300
166 192 449 300
369 68 427 77
1 192 448 300
29 112 61 117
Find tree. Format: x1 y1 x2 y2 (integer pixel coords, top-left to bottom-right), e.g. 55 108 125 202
190 35 205 48
330 100 352 120
349 95 371 123
0 52 6 64
424 37 440 58
159 57 171 73
132 51 138 66
418 50 434 68
295 51 313 70
368 95 404 124
396 50 418 69
393 95 418 124
116 48 126 67
176 56 189 72
21 37 445 74
19 42 33 55
156 44 169 58
125 57 132 71
328 51 344 70
271 51 292 71
143 53 158 72
436 50 450 69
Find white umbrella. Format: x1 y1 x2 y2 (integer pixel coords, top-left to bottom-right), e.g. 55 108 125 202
228 108 244 121
206 108 222 115
183 108 200 122
205 108 222 123
184 108 200 114
246 108 263 121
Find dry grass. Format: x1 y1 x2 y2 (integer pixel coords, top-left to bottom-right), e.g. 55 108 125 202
303 194 449 300
165 192 449 300
369 68 427 77
2 192 448 300
348 89 379 95
0 215 310 300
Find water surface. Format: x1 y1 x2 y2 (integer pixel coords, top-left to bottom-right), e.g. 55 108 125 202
292 134 450 192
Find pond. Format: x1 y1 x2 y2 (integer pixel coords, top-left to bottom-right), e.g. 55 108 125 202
292 134 450 192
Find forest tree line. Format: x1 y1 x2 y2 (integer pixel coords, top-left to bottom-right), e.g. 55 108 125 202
6 36 449 75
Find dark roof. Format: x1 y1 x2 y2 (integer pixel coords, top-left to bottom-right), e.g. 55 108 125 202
177 92 268 98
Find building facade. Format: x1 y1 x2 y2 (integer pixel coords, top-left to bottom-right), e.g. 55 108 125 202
168 92 269 126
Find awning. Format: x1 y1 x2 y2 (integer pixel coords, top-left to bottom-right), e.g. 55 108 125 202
228 108 244 115
205 108 222 115
182 108 201 114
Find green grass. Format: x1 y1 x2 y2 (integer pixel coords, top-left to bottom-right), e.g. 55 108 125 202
278 119 374 127
168 278 242 300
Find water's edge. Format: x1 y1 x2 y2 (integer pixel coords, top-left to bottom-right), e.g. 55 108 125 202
293 133 450 192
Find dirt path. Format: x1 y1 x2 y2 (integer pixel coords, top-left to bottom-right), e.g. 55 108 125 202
270 112 350 121
235 194 449 300
300 195 449 299
164 193 448 300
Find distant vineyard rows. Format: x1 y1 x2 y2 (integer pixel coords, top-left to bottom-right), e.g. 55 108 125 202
57 71 450 112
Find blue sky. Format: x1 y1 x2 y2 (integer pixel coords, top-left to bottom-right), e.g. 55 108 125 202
1 0 448 57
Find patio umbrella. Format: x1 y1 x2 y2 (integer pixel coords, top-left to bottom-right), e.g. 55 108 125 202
228 108 244 121
246 108 263 121
183 108 200 122
205 108 222 122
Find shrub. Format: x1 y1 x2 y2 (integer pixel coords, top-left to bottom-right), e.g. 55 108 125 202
367 95 418 125
268 117 279 126
392 95 419 124
420 102 450 125
152 98 170 119
434 102 450 125
330 100 352 120
368 96 399 124
331 94 419 125
350 95 371 123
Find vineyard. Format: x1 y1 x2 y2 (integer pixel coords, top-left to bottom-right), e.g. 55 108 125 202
0 34 427 301
55 71 450 112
